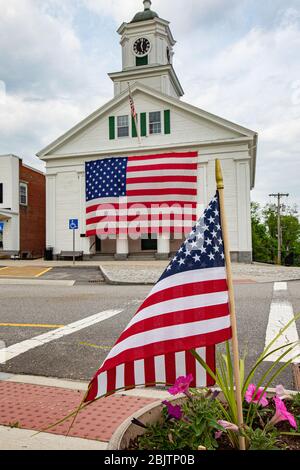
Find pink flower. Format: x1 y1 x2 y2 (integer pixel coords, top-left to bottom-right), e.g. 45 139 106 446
168 374 193 396
275 384 292 401
217 420 239 432
245 384 269 407
215 430 223 439
269 397 297 429
162 400 183 420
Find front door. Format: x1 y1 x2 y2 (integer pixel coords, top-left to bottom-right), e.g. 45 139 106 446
141 235 157 251
95 237 102 253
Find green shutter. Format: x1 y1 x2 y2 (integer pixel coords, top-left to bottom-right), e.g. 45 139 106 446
140 113 147 137
109 116 115 140
132 115 138 138
164 110 171 134
136 56 148 67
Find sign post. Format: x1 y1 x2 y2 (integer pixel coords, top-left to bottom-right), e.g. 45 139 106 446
69 219 79 265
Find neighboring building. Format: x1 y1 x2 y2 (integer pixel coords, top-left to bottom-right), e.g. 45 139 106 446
0 154 46 258
37 1 257 262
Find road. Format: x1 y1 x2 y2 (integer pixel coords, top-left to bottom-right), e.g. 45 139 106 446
0 281 299 388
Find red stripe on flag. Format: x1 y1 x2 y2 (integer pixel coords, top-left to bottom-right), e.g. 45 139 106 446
185 350 197 387
107 368 116 395
99 328 232 374
126 175 197 184
124 362 135 390
127 164 197 172
144 357 156 387
117 304 230 346
206 346 216 387
86 225 195 237
86 213 195 226
126 188 197 197
128 152 198 161
86 201 197 214
165 352 176 387
86 377 98 402
137 280 228 313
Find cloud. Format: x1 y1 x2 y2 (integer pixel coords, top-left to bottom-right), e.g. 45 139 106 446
0 0 300 211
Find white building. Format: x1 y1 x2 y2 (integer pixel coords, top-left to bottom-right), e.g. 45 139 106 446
37 1 257 262
0 155 20 253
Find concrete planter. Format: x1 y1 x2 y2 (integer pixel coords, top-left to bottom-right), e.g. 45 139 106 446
108 389 298 450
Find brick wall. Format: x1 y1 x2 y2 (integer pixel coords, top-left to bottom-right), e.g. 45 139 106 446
19 162 45 258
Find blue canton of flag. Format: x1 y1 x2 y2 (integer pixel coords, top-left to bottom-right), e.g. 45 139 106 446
160 192 225 281
85 158 128 202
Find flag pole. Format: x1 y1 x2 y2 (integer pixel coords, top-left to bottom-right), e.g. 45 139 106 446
128 82 142 145
215 159 246 451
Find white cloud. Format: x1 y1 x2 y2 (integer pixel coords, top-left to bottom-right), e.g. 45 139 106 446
0 0 300 210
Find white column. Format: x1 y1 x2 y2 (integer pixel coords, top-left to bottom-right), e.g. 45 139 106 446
156 236 170 260
46 174 56 251
115 237 129 260
197 163 208 218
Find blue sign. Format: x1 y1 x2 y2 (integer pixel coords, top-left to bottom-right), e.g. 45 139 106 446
0 222 4 233
69 219 79 230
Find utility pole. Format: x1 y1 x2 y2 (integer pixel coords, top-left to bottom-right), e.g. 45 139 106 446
269 193 289 265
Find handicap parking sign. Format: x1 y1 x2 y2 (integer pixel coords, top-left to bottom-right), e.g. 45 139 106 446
69 219 79 230
0 222 4 232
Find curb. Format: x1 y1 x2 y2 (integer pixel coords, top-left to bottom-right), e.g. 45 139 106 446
0 279 75 286
99 265 156 286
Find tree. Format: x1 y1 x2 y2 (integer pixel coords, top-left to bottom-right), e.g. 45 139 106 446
251 202 300 266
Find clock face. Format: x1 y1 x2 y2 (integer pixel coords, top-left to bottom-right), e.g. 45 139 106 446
133 38 151 57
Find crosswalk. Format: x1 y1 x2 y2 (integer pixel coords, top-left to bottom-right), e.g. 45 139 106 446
264 282 300 363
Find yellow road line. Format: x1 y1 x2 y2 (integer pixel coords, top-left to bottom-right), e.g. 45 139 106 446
35 267 52 278
0 267 9 272
79 342 112 351
0 323 64 329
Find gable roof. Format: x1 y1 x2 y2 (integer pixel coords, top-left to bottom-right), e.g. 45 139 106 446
37 82 257 159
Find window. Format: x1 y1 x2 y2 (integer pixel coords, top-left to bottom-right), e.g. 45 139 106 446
149 111 161 135
0 183 3 204
117 115 129 138
20 182 28 206
136 56 148 67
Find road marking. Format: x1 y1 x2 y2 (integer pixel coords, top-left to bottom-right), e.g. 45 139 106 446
264 283 300 363
79 342 112 351
0 323 64 329
0 309 123 364
0 267 9 272
274 282 287 291
35 268 52 278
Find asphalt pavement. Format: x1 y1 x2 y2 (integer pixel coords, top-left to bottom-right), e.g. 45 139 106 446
0 281 299 388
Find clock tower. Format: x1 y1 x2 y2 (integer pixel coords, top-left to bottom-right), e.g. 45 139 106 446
108 0 184 98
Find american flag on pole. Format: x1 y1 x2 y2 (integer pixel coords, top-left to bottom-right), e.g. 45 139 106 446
128 86 137 120
85 192 232 401
85 152 198 237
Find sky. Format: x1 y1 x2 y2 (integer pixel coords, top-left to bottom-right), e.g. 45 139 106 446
0 0 300 209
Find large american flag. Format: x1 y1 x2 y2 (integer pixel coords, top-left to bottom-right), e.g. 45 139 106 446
85 192 232 401
85 152 198 237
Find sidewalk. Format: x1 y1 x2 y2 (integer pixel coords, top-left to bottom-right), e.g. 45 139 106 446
0 373 169 450
100 262 300 285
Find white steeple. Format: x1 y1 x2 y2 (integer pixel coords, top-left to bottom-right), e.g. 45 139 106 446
108 1 184 98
